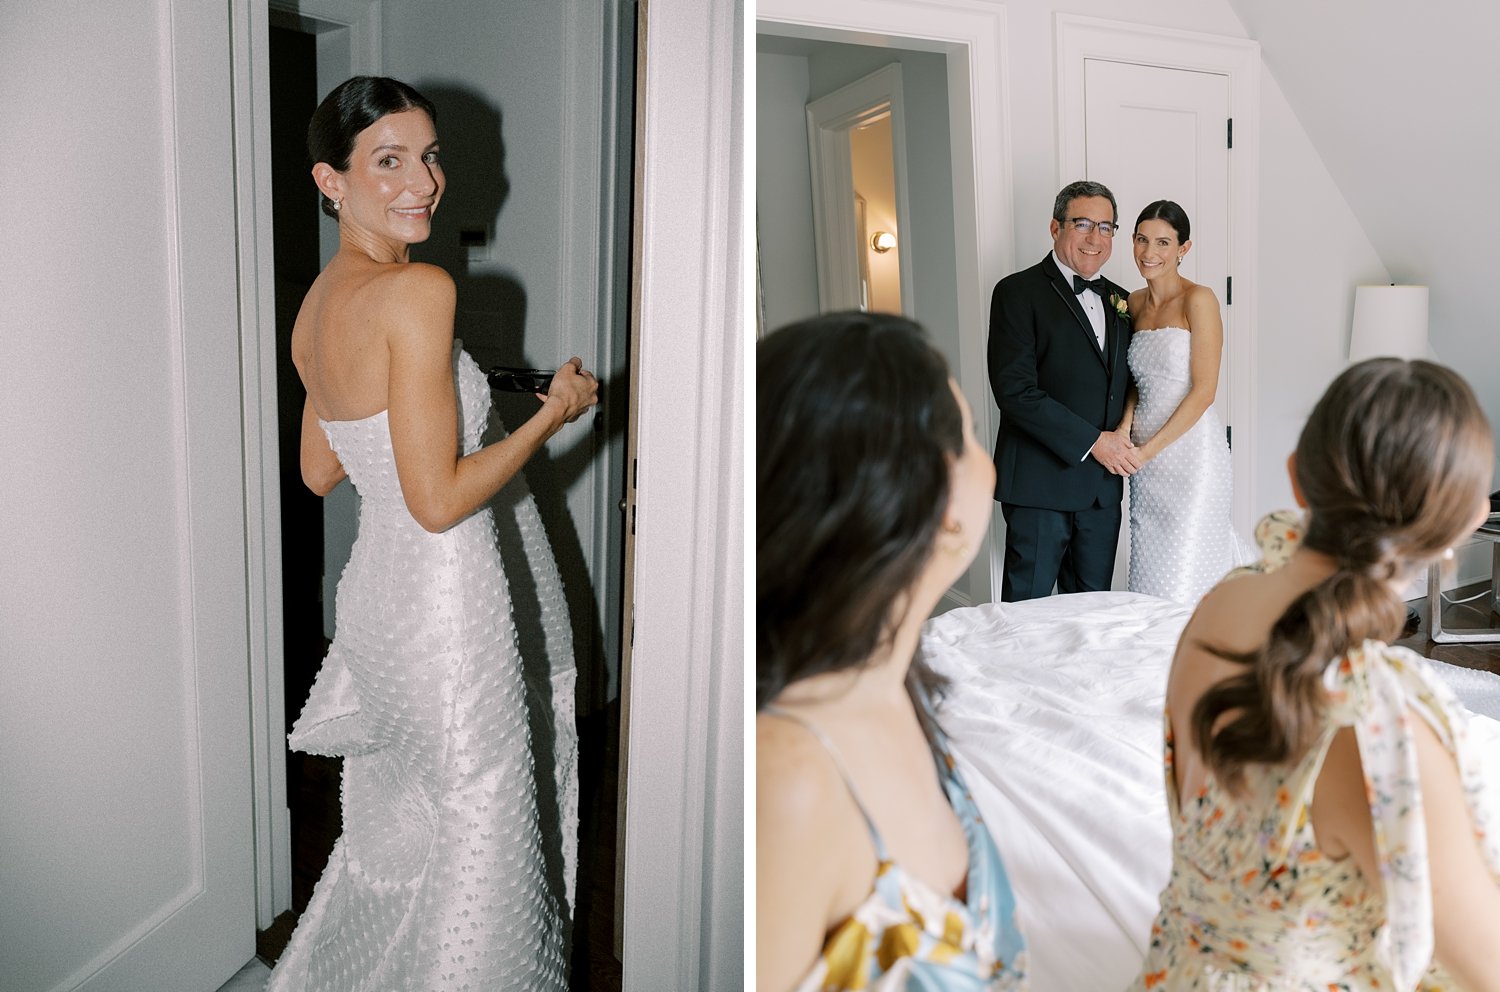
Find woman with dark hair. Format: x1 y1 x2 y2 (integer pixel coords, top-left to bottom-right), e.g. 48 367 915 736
1112 199 1243 604
757 312 1027 991
1131 359 1500 989
266 76 596 992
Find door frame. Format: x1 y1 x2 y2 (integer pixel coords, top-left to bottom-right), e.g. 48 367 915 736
1056 14 1261 540
758 0 1015 607
806 63 916 314
614 0 743 985
230 0 381 927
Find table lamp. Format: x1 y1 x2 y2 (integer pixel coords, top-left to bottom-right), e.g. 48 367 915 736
1349 284 1428 362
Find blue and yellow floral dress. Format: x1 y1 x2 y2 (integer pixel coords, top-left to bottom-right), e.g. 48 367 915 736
767 697 1028 991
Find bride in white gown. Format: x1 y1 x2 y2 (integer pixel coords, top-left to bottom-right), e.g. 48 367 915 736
1114 200 1243 605
266 77 598 992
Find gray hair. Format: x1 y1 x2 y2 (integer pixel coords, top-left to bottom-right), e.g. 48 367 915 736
1052 180 1118 225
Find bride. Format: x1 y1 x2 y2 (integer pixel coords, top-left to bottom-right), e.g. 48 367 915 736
267 76 597 991
1115 200 1241 604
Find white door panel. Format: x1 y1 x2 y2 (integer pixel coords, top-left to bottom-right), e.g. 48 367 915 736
0 3 256 990
1082 59 1231 590
1085 58 1230 414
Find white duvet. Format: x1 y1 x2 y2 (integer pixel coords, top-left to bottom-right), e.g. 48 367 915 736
921 591 1500 992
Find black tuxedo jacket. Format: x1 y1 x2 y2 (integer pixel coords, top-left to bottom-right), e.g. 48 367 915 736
987 254 1133 511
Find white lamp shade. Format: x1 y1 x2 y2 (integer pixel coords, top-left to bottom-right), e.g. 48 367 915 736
1349 284 1428 362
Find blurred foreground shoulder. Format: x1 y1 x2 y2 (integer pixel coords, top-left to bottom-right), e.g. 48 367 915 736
757 711 857 991
758 712 846 825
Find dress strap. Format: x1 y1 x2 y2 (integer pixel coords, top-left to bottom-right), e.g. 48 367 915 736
761 706 890 861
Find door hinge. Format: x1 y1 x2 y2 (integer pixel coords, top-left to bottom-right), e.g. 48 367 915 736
1227 118 1233 149
1225 276 1232 306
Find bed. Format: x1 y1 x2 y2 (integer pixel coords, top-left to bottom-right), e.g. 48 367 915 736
921 591 1500 992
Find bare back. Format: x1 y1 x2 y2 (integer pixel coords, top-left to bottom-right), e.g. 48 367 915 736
293 253 427 423
1165 567 1307 804
1159 557 1500 989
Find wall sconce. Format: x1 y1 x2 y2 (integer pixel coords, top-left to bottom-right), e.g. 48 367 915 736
871 231 897 253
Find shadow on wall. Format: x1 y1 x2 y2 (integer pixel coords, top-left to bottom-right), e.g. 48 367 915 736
408 82 622 951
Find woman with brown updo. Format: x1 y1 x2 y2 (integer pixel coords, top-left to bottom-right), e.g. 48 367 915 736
1131 359 1500 990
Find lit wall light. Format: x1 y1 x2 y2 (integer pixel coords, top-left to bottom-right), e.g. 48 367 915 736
871 231 897 253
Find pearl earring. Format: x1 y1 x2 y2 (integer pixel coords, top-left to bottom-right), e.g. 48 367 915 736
333 199 342 212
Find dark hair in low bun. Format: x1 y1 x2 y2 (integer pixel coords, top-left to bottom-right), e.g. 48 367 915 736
1195 359 1493 789
757 312 962 710
307 76 438 219
1135 199 1191 243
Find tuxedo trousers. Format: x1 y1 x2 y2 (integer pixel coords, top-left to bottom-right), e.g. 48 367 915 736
1000 499 1122 602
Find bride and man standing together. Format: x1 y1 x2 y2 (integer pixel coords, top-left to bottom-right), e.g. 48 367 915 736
990 179 1241 605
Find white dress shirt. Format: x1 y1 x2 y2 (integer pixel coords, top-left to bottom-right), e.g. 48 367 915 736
1050 252 1110 462
1050 251 1107 351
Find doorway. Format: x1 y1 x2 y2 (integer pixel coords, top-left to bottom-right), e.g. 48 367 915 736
755 27 984 608
247 4 633 988
804 62 915 316
258 11 351 961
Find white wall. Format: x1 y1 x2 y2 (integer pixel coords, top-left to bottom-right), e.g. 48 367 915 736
382 0 565 341
1252 67 1390 513
1227 0 1500 483
756 50 820 330
374 0 618 699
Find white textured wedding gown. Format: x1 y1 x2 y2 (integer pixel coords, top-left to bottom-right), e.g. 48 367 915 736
1126 327 1244 605
266 344 575 992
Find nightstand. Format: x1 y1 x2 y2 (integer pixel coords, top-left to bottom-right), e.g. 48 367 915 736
1429 515 1500 643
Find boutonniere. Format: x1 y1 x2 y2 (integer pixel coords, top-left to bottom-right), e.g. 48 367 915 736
1108 292 1131 325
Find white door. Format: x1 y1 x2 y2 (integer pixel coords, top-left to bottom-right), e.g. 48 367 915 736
1081 59 1231 588
1 3 257 991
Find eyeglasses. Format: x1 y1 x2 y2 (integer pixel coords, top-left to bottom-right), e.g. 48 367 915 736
1065 218 1117 237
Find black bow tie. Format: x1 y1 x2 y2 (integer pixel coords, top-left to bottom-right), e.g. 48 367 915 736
1073 275 1105 296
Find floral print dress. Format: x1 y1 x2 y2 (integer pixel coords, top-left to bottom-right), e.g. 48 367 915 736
767 696 1028 991
1131 640 1500 991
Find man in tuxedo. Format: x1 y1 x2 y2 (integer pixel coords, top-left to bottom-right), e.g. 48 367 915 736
988 180 1138 601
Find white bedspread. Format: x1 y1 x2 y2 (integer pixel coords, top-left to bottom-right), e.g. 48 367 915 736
921 591 1500 992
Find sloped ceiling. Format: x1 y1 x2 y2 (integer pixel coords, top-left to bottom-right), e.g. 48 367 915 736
1227 0 1500 426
